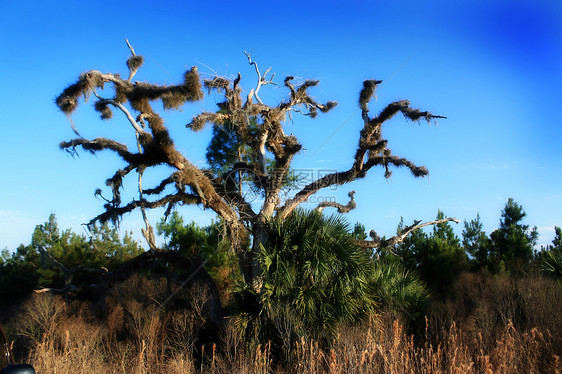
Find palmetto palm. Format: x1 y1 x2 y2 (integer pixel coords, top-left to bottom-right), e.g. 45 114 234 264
232 209 376 343
542 250 562 279
232 209 432 348
369 260 431 322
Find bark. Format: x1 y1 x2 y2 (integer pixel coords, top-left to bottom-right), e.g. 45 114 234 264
315 191 356 213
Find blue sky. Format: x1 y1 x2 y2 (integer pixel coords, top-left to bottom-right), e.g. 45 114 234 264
1 0 561 250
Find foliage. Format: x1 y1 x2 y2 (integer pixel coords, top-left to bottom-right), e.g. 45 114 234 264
462 213 491 270
369 260 431 323
156 212 238 285
0 214 143 301
0 245 41 300
157 212 221 258
397 211 468 295
489 198 538 274
542 250 562 279
3 208 560 373
205 119 259 176
231 209 378 345
540 226 562 279
29 214 143 271
87 222 144 265
352 222 368 240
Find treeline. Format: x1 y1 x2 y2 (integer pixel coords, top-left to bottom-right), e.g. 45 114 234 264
0 214 144 300
390 198 562 295
2 198 560 303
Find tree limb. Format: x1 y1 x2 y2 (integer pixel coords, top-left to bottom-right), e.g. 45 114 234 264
138 170 158 251
277 80 444 219
244 51 275 105
36 246 75 289
125 38 143 81
35 285 77 294
355 218 460 249
60 137 143 165
92 91 149 136
315 190 356 214
87 193 201 226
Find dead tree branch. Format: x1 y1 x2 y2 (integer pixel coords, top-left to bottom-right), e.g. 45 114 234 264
36 246 74 287
315 191 356 213
125 38 143 81
244 51 275 104
277 79 444 220
57 45 250 258
356 217 461 249
92 91 148 135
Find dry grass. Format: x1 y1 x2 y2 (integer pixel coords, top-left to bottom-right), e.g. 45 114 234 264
292 316 558 374
19 310 558 373
5 273 561 373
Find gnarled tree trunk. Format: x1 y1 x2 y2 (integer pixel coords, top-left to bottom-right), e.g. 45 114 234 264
55 40 452 297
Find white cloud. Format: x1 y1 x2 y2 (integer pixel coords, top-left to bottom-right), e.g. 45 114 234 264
537 226 556 234
536 226 558 248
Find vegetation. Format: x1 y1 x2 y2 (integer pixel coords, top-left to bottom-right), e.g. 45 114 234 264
0 214 142 301
540 226 562 279
1 198 561 372
489 198 538 274
231 209 378 349
53 41 452 293
396 211 468 295
4 275 561 373
462 213 491 271
1 42 560 371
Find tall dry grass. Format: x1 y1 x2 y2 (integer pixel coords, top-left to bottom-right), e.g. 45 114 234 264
4 273 561 373
295 315 558 373
9 276 274 374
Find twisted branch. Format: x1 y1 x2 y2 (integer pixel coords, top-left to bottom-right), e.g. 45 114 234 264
356 218 461 249
315 191 356 214
277 79 445 220
244 51 275 104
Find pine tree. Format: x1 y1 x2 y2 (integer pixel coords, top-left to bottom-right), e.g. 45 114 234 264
490 198 538 273
0 214 144 299
397 211 467 294
462 213 490 270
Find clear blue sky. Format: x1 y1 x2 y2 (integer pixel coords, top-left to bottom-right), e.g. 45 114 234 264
1 0 561 250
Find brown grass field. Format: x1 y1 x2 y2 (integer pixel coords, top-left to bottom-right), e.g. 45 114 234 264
3 272 561 373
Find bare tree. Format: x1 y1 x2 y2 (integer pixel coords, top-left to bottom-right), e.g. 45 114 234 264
56 40 454 289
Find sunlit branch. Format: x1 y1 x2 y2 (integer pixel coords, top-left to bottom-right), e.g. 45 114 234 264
356 218 461 249
315 191 356 214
